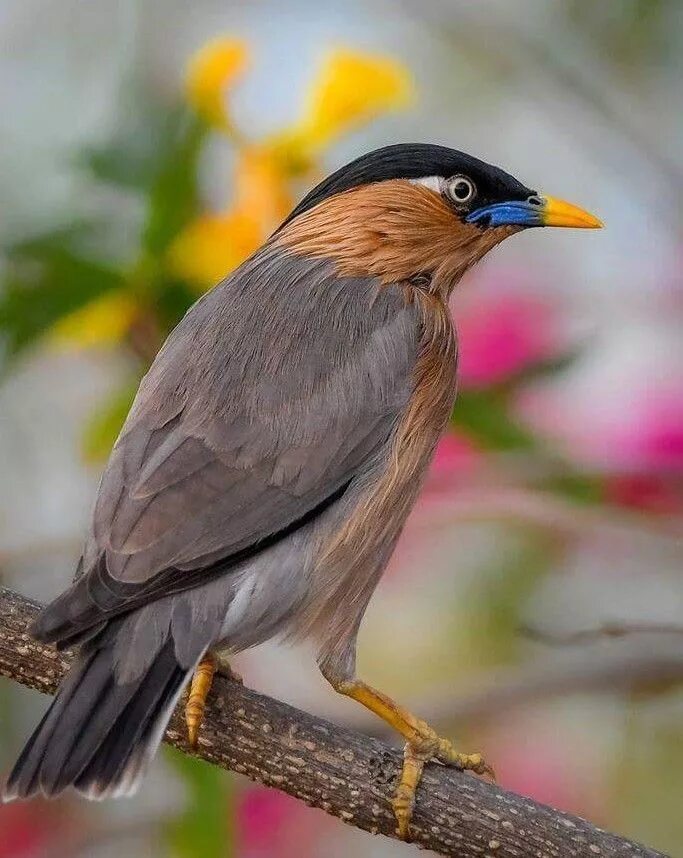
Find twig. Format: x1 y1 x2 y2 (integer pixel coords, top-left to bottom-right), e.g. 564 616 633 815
522 622 683 647
340 638 683 737
415 488 681 546
428 640 683 730
0 586 670 858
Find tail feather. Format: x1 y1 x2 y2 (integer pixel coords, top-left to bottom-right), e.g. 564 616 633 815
48 660 150 796
3 636 192 802
39 647 118 796
5 653 92 799
71 645 186 799
116 665 189 794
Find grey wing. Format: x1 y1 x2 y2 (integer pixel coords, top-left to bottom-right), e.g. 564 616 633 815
35 250 420 644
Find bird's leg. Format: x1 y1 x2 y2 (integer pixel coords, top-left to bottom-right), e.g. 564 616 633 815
185 652 244 747
185 653 217 748
323 670 493 840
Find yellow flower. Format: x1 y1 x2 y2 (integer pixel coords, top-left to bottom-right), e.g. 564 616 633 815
174 43 415 293
185 37 249 128
169 148 294 290
168 209 262 289
50 292 138 348
260 130 317 179
235 147 294 231
294 48 414 151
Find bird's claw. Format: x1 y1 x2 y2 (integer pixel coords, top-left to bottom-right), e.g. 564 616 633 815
185 655 217 748
435 740 496 781
392 727 495 841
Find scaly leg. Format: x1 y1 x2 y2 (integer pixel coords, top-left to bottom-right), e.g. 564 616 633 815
332 678 494 840
185 653 243 747
185 654 217 748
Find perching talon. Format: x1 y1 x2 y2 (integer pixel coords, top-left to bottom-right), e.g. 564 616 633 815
185 654 217 748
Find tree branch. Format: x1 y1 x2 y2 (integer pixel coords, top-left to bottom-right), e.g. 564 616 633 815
0 587 669 858
521 622 683 646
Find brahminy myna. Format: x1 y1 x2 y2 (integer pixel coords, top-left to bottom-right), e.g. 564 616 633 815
4 143 601 838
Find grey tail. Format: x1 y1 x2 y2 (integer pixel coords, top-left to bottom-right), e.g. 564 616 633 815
3 634 190 802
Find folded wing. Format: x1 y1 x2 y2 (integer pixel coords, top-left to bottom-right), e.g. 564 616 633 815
35 250 420 643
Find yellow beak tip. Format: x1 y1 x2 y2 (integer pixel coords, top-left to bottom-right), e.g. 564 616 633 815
571 211 604 230
574 215 603 230
541 195 604 230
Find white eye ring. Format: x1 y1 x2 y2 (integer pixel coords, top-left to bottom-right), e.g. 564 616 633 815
446 175 477 205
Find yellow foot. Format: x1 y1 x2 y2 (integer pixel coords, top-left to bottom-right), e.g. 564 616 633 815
392 727 494 841
327 676 494 842
185 654 216 748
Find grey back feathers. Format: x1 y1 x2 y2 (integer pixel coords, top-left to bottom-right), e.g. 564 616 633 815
103 249 416 580
27 244 425 687
36 249 419 636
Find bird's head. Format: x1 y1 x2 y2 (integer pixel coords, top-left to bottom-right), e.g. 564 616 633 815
274 143 602 295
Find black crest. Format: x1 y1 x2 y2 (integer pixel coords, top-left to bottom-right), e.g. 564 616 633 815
279 143 534 229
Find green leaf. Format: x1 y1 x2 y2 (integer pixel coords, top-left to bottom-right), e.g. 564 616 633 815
166 749 233 858
453 385 606 506
142 111 207 256
80 101 204 194
0 234 124 359
453 388 536 451
541 471 606 505
81 381 139 462
504 349 582 386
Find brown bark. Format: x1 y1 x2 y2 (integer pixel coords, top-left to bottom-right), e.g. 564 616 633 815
0 586 670 858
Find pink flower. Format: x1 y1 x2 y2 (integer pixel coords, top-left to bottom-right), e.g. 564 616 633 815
486 723 607 820
237 786 328 858
605 474 682 514
425 431 481 493
451 271 562 389
624 393 683 471
0 801 66 858
520 378 683 477
238 787 291 855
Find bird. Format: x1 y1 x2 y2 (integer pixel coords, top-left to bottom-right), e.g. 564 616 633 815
3 143 601 839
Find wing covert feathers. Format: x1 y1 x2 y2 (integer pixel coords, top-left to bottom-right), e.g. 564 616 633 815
36 249 421 644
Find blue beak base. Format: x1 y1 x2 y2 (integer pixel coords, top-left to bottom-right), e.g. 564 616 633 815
465 195 603 230
465 198 545 228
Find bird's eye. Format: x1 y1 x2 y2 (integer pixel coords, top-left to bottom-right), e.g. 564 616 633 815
446 175 477 206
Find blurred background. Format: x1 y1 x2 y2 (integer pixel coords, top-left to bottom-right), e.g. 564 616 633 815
1 1 682 856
